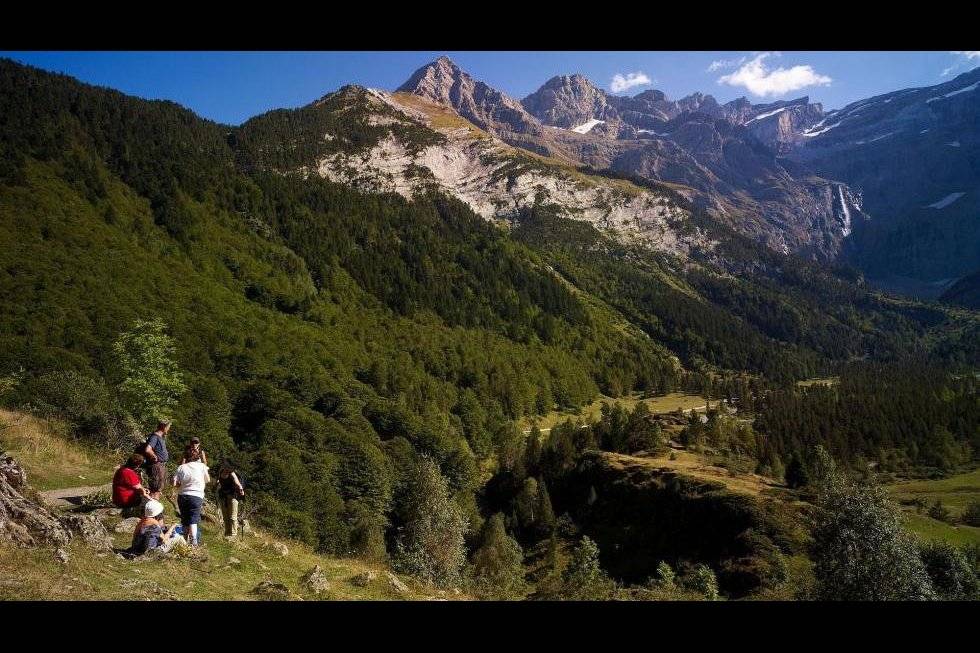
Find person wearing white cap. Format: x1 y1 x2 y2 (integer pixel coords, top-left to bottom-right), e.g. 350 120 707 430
129 499 185 555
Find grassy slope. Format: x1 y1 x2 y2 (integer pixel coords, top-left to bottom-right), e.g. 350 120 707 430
0 410 459 601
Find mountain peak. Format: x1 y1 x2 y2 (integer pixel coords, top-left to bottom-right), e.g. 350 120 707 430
396 56 542 137
523 74 613 129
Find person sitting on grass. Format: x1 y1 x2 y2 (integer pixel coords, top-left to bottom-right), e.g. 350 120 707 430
173 448 210 547
130 499 184 556
112 453 150 516
179 436 208 467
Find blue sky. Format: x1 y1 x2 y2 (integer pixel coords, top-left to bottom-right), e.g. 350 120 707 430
2 51 977 125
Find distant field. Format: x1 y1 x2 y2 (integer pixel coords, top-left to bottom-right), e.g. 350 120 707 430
887 468 980 546
796 377 839 388
901 513 980 547
521 392 708 432
887 468 980 517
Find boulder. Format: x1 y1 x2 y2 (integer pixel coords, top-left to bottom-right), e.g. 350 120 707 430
301 565 331 595
385 571 409 593
264 541 288 557
115 517 141 534
55 548 70 564
251 580 293 601
61 514 113 551
349 570 377 587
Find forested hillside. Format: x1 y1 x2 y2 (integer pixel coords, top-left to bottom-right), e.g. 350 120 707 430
1 58 978 599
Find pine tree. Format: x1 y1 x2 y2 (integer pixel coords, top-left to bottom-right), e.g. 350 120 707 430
784 454 810 489
469 513 527 600
556 536 614 600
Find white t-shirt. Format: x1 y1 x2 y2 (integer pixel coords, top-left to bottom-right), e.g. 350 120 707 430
173 461 210 498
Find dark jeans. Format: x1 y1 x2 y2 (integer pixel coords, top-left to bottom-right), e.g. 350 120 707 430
177 494 204 528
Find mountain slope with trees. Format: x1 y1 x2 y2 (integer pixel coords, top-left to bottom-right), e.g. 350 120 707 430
1 57 978 599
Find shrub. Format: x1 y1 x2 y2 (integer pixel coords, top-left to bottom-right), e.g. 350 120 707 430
927 500 951 523
919 541 979 600
655 560 676 589
961 500 980 527
690 564 720 600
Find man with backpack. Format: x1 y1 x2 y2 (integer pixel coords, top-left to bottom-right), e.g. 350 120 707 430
140 419 171 499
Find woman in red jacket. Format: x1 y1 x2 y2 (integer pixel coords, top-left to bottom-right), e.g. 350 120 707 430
112 453 150 511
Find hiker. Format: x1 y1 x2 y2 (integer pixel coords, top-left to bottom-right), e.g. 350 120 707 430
173 449 210 546
179 436 208 466
112 453 150 514
130 499 185 556
216 464 245 538
141 419 171 500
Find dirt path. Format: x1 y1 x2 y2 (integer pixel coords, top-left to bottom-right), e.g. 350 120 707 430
38 484 111 508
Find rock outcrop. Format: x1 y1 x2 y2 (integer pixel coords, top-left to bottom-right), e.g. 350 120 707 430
301 564 331 595
0 453 72 547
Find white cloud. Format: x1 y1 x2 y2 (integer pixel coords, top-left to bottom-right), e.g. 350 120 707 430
706 56 746 73
610 71 652 93
942 51 980 76
717 52 832 97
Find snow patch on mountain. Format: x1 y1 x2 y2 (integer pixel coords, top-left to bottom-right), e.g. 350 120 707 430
926 80 980 103
745 106 788 124
837 185 852 236
855 132 896 145
925 192 965 209
570 119 605 134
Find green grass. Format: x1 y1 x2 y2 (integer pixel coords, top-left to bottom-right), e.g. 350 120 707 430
887 468 980 518
900 512 980 547
0 409 117 492
885 468 980 547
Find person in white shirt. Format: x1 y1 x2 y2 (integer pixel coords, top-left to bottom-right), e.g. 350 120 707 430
172 448 210 546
